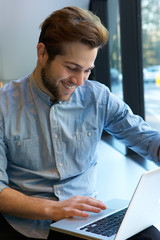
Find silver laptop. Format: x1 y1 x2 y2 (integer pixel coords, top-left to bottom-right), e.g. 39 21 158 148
50 168 160 240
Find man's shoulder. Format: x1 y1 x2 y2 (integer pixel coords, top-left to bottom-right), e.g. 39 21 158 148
79 79 108 93
73 80 109 104
0 74 31 116
0 74 30 96
83 79 106 88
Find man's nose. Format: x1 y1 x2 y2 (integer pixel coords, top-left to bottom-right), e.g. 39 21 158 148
75 71 85 86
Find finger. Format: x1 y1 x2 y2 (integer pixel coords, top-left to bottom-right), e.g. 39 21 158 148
90 199 106 210
64 208 90 218
76 202 102 213
79 196 107 210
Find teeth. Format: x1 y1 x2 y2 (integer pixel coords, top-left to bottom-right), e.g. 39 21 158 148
62 82 74 89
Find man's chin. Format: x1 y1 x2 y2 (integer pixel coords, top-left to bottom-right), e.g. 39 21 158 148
59 92 74 102
60 95 72 102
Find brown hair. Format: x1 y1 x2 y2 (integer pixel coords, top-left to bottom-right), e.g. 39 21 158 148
39 6 109 60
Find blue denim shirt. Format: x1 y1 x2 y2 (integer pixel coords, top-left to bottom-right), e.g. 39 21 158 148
0 73 160 238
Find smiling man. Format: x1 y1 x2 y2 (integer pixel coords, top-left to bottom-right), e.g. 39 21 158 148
0 6 160 240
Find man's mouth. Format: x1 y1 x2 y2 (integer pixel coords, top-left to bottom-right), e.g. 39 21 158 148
61 81 75 90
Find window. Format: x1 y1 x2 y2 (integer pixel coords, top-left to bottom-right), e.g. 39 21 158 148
142 0 160 130
108 0 123 100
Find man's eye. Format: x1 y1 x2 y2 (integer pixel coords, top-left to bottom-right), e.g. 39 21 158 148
85 69 91 74
66 66 91 74
67 66 77 71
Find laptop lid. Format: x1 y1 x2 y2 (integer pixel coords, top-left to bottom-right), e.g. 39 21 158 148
50 168 160 240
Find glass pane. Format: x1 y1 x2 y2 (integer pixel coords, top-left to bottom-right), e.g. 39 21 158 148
142 0 160 130
108 0 123 100
107 0 126 155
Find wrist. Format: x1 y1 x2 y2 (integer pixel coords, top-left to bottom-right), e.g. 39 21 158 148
42 199 59 220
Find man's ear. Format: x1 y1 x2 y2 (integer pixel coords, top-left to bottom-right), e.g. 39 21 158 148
37 43 48 64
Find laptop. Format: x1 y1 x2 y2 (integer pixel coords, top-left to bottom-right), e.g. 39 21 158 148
50 168 160 240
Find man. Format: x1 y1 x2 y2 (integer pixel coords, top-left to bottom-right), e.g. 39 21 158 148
0 6 160 240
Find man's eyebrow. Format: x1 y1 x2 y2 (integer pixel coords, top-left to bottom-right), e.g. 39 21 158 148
64 61 95 70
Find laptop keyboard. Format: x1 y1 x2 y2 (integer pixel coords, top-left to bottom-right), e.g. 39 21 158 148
80 208 127 237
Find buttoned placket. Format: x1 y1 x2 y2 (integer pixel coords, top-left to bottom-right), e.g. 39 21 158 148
50 104 66 199
49 104 66 179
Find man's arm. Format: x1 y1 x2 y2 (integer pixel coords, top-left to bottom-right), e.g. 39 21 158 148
0 187 106 221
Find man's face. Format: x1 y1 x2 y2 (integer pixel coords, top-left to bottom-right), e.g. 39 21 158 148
40 42 98 102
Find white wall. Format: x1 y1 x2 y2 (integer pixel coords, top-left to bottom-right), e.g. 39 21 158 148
0 0 90 81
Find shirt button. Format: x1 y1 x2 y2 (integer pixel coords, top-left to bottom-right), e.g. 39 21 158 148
55 134 58 139
56 190 61 195
17 141 21 147
59 162 63 167
87 132 91 136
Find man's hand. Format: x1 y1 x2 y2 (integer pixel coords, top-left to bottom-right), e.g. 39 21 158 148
52 195 107 221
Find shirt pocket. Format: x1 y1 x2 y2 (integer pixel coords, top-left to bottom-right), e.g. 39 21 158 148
6 137 40 170
75 129 98 163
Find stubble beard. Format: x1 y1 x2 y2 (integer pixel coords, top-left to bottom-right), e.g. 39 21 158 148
41 64 60 102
